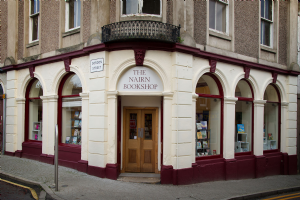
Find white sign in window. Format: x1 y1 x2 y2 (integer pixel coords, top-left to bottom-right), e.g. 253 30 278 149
117 66 163 92
90 58 104 73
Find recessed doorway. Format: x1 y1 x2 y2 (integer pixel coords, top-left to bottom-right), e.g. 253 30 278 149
122 107 158 173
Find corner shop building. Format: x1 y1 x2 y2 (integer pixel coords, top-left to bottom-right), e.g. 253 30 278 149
4 41 298 185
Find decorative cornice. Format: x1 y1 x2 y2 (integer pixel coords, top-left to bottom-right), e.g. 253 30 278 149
16 97 26 103
134 49 146 66
209 58 217 73
192 93 199 99
244 66 251 79
63 57 72 72
2 41 299 77
29 65 35 78
224 97 238 103
107 91 118 98
253 100 267 105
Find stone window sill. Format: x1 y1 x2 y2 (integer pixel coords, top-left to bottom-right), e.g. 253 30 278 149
62 27 80 38
26 41 39 48
260 45 277 54
209 30 231 41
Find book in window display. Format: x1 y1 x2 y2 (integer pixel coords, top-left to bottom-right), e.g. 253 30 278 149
200 130 207 139
74 111 80 118
237 124 245 133
65 136 70 144
197 141 202 149
203 141 208 148
197 131 202 139
72 136 78 145
74 120 80 127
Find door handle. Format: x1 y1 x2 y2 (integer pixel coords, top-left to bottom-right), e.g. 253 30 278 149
140 128 143 138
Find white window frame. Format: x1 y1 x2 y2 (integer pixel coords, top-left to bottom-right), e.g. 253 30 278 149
65 0 81 32
260 0 274 48
209 0 229 34
29 0 40 43
120 0 162 17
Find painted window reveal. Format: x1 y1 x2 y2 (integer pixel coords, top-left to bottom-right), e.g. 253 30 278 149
66 0 81 31
261 0 273 47
263 84 280 150
27 79 43 141
195 74 222 158
60 74 83 145
234 80 253 153
30 0 40 42
209 0 228 33
122 0 160 15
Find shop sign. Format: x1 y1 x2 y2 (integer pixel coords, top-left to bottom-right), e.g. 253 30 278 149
130 119 136 129
90 58 104 73
117 66 163 91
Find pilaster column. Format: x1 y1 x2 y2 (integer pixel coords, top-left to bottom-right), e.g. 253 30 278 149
280 102 289 153
253 100 267 156
16 98 25 151
223 97 238 159
162 92 173 166
107 91 118 164
40 96 49 154
46 95 58 155
80 93 89 161
191 93 198 162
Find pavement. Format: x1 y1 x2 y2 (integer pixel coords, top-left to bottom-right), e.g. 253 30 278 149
1 155 300 200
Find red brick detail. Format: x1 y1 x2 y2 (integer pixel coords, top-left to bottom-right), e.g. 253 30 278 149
29 65 35 78
63 58 71 72
244 66 251 79
272 72 278 83
209 59 217 73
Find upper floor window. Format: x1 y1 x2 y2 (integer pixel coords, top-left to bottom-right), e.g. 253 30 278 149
209 0 228 33
122 0 161 16
30 0 40 42
66 0 81 31
261 0 273 47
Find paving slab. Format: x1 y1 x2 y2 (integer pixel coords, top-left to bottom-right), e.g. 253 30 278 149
1 155 300 200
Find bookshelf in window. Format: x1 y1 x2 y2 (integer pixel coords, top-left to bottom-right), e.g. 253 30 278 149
68 110 82 145
32 122 42 141
196 121 211 156
235 133 249 152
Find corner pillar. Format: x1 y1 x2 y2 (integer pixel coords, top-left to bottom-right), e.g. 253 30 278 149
107 91 118 164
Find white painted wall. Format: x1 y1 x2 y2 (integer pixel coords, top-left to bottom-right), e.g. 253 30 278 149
6 47 296 171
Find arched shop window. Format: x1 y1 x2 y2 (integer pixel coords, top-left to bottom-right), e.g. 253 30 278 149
234 79 254 154
195 73 223 158
58 73 82 145
263 84 281 151
25 78 43 141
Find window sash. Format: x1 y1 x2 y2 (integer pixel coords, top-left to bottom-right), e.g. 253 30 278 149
122 0 161 15
68 0 81 30
209 0 227 33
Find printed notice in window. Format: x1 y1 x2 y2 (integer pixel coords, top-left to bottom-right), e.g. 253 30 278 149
90 58 104 73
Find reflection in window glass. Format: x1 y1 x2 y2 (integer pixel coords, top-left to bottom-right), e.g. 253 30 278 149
235 101 252 153
195 98 221 157
264 103 278 150
122 0 160 15
28 79 43 141
209 0 227 32
129 113 137 139
144 114 152 140
62 74 82 96
62 97 82 145
29 99 43 141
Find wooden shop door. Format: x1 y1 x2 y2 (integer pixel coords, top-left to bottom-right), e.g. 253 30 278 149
123 108 158 173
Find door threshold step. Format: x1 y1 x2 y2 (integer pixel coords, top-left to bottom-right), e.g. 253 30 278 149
117 176 160 184
119 173 160 178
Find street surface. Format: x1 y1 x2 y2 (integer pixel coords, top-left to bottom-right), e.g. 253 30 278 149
262 192 300 200
0 178 37 200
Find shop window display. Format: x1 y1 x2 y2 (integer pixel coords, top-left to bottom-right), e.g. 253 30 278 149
195 74 222 157
59 74 82 145
234 80 253 153
263 84 280 150
26 79 43 141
